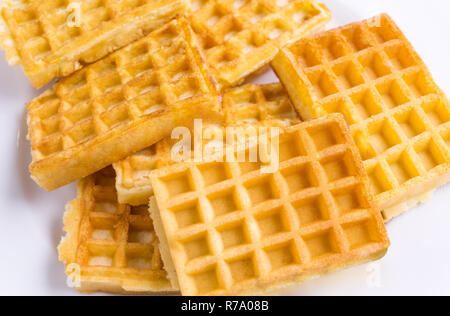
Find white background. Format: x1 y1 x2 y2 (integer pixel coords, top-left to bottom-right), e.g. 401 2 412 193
0 0 449 296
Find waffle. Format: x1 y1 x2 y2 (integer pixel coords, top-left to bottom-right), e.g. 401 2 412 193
223 82 301 128
272 14 450 221
27 18 221 191
114 83 300 206
58 167 177 294
0 0 187 88
186 0 331 88
149 114 389 296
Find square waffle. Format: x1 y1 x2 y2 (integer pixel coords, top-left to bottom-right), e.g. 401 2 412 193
149 114 389 296
113 83 300 206
186 0 331 88
272 14 450 221
27 18 221 191
0 0 187 88
58 167 178 294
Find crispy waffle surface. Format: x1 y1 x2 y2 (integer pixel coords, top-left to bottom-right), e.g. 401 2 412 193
0 0 187 88
58 167 178 294
149 114 390 296
272 14 450 221
27 18 221 192
185 0 331 88
113 82 301 206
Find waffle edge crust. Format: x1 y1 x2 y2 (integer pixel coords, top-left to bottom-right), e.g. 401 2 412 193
272 14 450 221
58 167 178 294
113 82 300 206
27 18 221 191
149 114 390 296
0 0 187 88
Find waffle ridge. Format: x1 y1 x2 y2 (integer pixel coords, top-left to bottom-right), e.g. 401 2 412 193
114 82 300 206
58 167 177 294
150 114 389 296
223 82 301 127
186 0 331 88
272 14 450 220
0 0 187 88
27 18 221 191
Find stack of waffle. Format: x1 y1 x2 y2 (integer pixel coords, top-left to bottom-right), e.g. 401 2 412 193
2 0 449 296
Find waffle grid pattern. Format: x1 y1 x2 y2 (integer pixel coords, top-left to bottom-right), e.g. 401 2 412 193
223 82 300 127
273 14 450 220
58 167 176 294
187 0 331 88
150 115 389 296
0 0 186 87
114 83 300 205
27 18 220 191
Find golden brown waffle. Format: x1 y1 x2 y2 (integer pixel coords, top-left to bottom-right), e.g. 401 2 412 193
186 0 331 88
223 82 300 127
27 18 221 191
58 167 177 294
149 114 389 296
113 83 300 206
0 0 187 88
114 143 172 207
272 14 450 221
